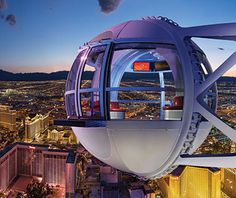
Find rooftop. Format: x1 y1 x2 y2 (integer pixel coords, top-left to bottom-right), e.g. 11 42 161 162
0 142 75 158
171 165 220 177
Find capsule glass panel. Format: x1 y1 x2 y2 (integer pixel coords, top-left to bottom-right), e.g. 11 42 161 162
107 43 184 120
79 45 107 118
65 94 77 117
66 49 87 91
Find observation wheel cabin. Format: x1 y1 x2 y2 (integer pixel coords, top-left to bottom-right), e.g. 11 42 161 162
57 18 224 179
65 43 184 122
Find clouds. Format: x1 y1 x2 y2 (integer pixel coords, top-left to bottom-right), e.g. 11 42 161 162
1 13 17 26
98 0 122 14
6 14 16 25
0 0 7 10
0 0 122 27
0 0 16 25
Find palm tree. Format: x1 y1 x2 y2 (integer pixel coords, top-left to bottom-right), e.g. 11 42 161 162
26 180 53 198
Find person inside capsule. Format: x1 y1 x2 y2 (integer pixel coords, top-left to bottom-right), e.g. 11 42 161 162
66 43 184 121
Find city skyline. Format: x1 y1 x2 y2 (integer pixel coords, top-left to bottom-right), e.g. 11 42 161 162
0 77 236 196
0 0 236 76
0 2 236 196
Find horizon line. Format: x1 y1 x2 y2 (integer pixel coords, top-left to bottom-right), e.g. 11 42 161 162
1 68 236 78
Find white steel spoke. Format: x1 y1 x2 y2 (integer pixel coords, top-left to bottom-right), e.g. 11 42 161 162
196 52 236 96
175 155 236 168
195 101 236 142
183 23 236 41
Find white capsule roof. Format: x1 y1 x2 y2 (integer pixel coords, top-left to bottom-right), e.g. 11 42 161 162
90 17 180 44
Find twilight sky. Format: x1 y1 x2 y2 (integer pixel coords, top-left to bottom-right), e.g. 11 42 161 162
0 0 236 75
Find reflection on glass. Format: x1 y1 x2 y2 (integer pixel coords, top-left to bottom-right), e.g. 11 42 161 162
79 45 106 119
66 49 87 91
65 94 77 117
80 46 106 89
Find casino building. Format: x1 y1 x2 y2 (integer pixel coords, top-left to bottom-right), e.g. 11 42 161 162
158 166 221 198
0 105 16 131
0 142 77 197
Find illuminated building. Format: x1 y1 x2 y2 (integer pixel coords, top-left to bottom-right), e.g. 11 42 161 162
25 114 49 141
129 189 145 198
158 166 221 198
221 168 236 197
47 129 61 141
0 142 77 197
47 129 78 144
62 131 78 144
0 105 16 131
100 166 119 184
230 142 236 153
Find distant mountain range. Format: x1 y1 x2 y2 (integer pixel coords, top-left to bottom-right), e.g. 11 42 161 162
0 69 236 82
0 70 69 81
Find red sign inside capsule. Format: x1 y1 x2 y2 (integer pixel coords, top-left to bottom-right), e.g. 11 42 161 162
133 62 150 71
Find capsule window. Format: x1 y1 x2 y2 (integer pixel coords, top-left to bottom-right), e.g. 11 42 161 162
79 45 107 118
66 49 87 91
80 46 106 89
65 49 88 118
80 92 100 118
65 93 77 118
107 43 184 120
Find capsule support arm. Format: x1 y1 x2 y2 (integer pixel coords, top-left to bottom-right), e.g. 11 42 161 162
195 101 236 142
195 51 236 142
175 153 236 168
187 23 236 143
183 23 236 41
